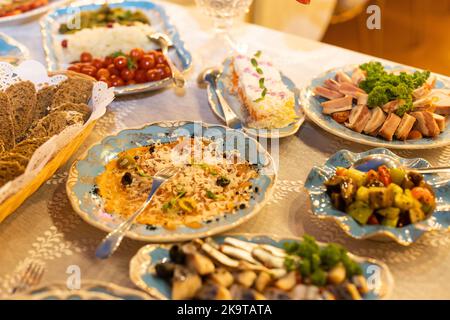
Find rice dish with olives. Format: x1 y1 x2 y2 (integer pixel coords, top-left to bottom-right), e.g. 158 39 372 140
95 137 259 230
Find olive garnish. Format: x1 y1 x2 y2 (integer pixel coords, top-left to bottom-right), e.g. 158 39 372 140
121 172 133 186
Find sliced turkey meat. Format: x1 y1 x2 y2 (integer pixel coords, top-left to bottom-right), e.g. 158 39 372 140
363 107 386 135
431 113 446 132
351 68 366 85
335 71 352 84
378 113 402 141
395 113 416 140
411 111 441 137
314 86 344 100
321 96 353 114
430 90 450 115
356 93 368 106
382 99 405 113
338 82 366 99
323 79 341 92
346 104 371 133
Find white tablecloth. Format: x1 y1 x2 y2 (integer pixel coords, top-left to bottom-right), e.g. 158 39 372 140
1 0 450 299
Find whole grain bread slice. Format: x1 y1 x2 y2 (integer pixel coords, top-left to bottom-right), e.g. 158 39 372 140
34 85 57 122
51 102 91 122
0 138 4 153
0 92 16 150
26 110 85 140
12 137 49 159
0 160 25 187
51 78 93 109
0 152 29 168
5 81 37 140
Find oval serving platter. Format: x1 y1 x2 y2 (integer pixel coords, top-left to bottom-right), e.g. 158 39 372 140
208 57 305 139
301 63 450 149
41 0 192 96
12 280 151 300
66 121 277 242
0 0 69 25
129 233 394 300
304 148 450 246
0 32 29 64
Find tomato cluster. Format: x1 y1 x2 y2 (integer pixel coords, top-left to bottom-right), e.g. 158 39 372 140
0 0 48 18
67 48 172 87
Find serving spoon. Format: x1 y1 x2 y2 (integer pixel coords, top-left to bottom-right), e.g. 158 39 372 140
198 67 242 130
148 32 185 88
95 166 180 259
351 154 450 174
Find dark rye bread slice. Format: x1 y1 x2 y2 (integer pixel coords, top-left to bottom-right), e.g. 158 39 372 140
0 139 4 153
0 160 25 187
26 110 85 139
51 102 91 122
12 137 49 159
0 92 16 150
34 85 57 122
51 78 93 109
5 81 37 140
0 152 29 168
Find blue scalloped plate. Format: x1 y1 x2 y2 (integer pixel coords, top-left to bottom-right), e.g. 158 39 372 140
301 63 450 149
0 32 29 64
66 121 276 242
207 58 305 139
305 148 450 245
40 0 192 95
129 234 394 300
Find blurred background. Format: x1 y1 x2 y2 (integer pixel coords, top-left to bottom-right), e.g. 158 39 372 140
167 0 450 75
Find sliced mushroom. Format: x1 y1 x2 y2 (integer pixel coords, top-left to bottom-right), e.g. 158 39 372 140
237 260 268 272
201 242 240 268
346 283 362 300
223 237 258 252
220 244 261 265
259 244 287 258
352 275 369 294
172 266 202 300
236 270 257 288
230 284 266 300
186 252 215 275
268 268 288 279
252 248 285 269
195 283 232 300
305 286 321 300
274 271 297 291
255 271 272 292
290 284 308 300
209 268 234 288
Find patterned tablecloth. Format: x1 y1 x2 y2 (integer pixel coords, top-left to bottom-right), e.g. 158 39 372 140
1 1 450 300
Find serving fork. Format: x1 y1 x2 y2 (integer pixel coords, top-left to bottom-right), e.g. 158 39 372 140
11 262 45 294
95 166 180 259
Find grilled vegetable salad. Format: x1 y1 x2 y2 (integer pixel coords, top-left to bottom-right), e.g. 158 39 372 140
154 236 369 300
325 166 435 227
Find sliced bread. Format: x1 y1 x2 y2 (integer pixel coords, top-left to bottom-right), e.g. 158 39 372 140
34 85 57 122
12 137 49 159
0 152 29 168
51 78 93 109
5 81 37 139
51 102 91 122
0 92 16 150
26 110 85 139
0 160 25 187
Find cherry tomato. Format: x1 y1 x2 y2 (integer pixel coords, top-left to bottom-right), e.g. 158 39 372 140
98 76 109 84
411 187 434 205
91 58 104 70
67 64 81 73
103 56 114 68
80 65 97 77
134 69 147 83
139 55 155 70
107 64 120 77
368 215 380 225
146 69 161 82
130 48 144 61
110 77 125 87
96 68 110 79
61 39 68 48
157 65 171 78
120 68 135 82
80 52 92 63
114 56 128 70
377 165 392 186
155 54 166 65
126 80 137 86
335 167 347 177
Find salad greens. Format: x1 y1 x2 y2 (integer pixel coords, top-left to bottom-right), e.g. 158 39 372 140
359 61 430 116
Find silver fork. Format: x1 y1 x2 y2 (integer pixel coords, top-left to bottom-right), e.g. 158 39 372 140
95 166 180 259
11 262 45 294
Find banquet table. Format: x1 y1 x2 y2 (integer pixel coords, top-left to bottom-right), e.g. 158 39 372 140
1 0 450 300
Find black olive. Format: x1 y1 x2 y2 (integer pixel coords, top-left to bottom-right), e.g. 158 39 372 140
169 245 186 264
155 262 175 279
255 187 259 193
121 172 133 186
216 176 230 187
92 186 100 195
148 145 156 154
239 203 246 210
408 171 423 186
134 155 140 160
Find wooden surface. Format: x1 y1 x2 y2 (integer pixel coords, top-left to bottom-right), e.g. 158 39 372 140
322 0 450 75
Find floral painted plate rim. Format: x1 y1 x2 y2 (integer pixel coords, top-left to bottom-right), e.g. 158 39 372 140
11 280 151 300
66 120 277 243
304 148 450 246
40 0 193 96
301 62 450 150
0 0 70 25
207 57 305 139
129 233 394 300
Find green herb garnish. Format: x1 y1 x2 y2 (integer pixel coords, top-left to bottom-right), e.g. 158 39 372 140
251 58 258 68
259 78 265 89
254 50 262 58
206 190 217 200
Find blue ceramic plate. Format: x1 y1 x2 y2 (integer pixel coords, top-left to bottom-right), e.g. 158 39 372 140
66 121 276 242
41 0 192 95
305 148 450 245
0 32 29 64
301 63 450 149
129 234 394 300
13 281 151 300
207 58 305 139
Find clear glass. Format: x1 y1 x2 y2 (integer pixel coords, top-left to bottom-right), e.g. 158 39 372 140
195 0 254 66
